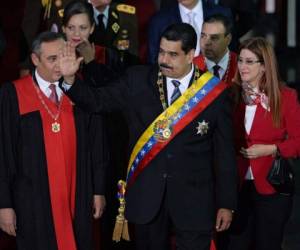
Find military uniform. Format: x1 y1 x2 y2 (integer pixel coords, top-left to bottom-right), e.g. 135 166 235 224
90 2 139 60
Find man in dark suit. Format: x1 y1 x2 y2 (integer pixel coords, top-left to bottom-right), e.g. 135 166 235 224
60 23 237 250
147 0 232 64
193 14 237 85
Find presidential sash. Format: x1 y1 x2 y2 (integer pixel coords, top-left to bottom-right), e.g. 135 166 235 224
126 71 227 188
113 71 227 242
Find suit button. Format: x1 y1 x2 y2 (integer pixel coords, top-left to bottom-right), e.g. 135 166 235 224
162 173 168 179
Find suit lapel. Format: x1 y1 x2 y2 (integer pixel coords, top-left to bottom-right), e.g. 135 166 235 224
174 4 183 22
188 68 196 87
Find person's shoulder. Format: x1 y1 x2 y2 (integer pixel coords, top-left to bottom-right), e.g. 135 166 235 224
126 64 156 76
150 3 179 23
0 81 14 91
203 3 232 19
0 81 18 101
193 55 206 71
281 85 297 97
281 85 299 104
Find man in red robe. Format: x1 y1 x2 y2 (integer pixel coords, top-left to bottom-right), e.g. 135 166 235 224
193 14 237 85
0 32 107 250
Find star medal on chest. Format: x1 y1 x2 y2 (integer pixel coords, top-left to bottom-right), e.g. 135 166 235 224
196 120 209 135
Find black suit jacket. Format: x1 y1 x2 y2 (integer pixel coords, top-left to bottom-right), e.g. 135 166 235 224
147 2 232 64
66 65 237 230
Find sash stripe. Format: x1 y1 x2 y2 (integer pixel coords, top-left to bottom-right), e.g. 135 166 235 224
126 72 227 188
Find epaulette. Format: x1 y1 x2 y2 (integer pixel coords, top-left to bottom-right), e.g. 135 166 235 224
58 9 64 18
116 4 136 15
41 0 50 7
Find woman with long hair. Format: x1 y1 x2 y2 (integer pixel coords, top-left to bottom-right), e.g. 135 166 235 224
227 37 300 250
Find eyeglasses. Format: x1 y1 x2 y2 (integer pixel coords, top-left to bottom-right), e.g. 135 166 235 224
237 58 262 66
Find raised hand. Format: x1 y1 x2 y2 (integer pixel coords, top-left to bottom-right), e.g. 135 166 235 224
59 41 83 84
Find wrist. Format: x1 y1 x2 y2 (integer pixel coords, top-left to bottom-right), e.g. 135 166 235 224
64 75 75 85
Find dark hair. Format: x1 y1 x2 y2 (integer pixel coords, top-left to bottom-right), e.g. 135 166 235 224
31 31 64 55
161 23 197 54
62 0 95 27
204 14 233 35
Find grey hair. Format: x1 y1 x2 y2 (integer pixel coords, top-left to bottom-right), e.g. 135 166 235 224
31 31 64 56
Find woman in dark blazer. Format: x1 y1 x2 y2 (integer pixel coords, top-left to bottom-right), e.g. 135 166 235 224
227 37 300 250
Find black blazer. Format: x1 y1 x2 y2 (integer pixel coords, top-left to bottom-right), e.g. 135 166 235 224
66 65 237 231
147 2 232 64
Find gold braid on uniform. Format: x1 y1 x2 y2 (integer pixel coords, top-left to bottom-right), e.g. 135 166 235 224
42 0 52 19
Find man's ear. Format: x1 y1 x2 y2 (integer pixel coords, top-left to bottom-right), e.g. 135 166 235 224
226 34 232 46
31 53 39 67
187 49 195 63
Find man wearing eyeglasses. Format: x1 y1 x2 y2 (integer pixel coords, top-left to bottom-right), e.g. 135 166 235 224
194 14 237 85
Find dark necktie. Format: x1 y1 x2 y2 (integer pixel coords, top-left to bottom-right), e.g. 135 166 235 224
170 80 181 104
49 84 59 105
213 64 221 79
97 14 106 33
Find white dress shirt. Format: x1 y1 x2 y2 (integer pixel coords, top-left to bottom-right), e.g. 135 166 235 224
205 50 230 80
90 3 110 28
179 0 203 56
35 70 63 100
244 102 257 180
166 65 194 105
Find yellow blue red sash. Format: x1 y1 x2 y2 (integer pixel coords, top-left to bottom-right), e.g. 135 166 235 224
126 72 227 188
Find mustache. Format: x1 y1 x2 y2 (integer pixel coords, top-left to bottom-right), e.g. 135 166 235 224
159 63 173 70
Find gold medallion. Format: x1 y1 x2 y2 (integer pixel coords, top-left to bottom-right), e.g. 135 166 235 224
52 122 60 133
162 128 171 139
153 119 173 142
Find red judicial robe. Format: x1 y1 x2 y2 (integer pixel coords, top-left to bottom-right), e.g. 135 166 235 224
0 76 107 250
193 52 237 85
